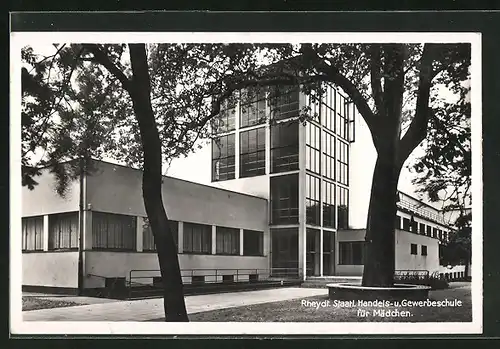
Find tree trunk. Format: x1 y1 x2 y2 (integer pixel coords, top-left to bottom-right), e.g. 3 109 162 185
361 153 402 287
128 44 188 322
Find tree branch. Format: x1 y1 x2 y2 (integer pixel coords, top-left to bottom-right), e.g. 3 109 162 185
398 43 441 166
82 44 131 92
369 44 384 113
300 45 377 132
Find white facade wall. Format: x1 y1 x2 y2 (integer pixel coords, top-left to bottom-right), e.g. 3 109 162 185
23 252 79 288
335 229 440 276
22 166 81 216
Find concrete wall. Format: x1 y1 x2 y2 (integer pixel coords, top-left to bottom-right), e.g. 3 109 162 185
23 252 79 288
85 161 268 232
395 229 440 273
84 251 269 288
335 229 440 276
210 175 269 200
22 166 80 216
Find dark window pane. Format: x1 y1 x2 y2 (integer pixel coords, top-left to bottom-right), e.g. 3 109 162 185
243 230 264 256
271 121 299 173
270 174 299 225
240 127 266 178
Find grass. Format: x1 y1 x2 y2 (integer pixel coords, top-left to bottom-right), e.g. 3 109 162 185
186 285 471 322
22 297 84 311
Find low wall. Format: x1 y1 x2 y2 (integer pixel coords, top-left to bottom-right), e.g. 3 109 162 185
84 251 269 288
23 252 79 289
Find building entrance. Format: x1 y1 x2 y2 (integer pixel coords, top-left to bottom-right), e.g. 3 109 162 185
270 228 299 277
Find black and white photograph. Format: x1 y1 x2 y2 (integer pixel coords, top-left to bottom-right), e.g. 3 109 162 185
10 31 482 335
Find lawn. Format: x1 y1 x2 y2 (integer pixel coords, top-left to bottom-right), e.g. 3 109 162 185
22 297 84 311
186 284 472 322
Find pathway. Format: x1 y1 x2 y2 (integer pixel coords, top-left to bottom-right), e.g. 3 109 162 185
23 287 327 322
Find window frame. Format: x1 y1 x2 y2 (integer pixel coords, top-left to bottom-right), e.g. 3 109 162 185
212 134 236 182
183 222 212 255
339 241 364 265
239 127 266 178
243 230 264 256
48 212 79 251
22 216 44 252
216 226 240 255
91 211 137 251
410 243 418 255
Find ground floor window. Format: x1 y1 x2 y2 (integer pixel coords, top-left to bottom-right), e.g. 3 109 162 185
92 211 137 250
183 222 212 254
49 212 79 250
421 245 428 256
216 226 240 255
243 230 264 256
339 241 364 265
142 218 178 251
22 216 43 251
410 243 418 255
271 228 298 275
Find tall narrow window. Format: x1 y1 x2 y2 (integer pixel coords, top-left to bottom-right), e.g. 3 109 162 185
402 217 411 231
270 174 299 225
269 86 300 121
321 85 335 132
337 186 349 229
271 121 299 173
216 226 240 255
306 122 321 174
183 222 212 254
410 243 418 255
240 88 267 128
322 131 335 180
240 127 266 178
92 212 136 250
142 218 178 251
419 223 426 235
421 245 428 256
48 212 79 250
323 180 336 228
335 90 349 140
212 134 235 181
306 174 321 226
395 215 402 229
22 216 43 251
336 139 349 185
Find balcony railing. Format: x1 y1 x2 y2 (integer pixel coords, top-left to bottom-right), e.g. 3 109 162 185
397 199 446 225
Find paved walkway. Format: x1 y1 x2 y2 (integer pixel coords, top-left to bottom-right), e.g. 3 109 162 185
23 292 120 305
23 287 327 322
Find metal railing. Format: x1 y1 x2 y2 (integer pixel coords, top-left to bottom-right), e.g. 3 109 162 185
397 200 446 225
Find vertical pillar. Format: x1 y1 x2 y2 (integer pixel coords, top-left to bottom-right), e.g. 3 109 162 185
298 92 307 281
319 229 324 276
178 221 183 254
83 210 92 250
211 225 217 255
239 228 244 256
136 216 143 252
43 215 49 251
234 97 241 179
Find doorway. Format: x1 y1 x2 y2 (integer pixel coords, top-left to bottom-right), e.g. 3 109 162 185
270 228 299 277
322 230 335 275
